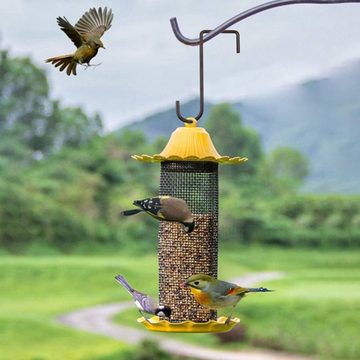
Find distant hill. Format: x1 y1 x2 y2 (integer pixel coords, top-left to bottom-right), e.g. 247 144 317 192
122 60 360 194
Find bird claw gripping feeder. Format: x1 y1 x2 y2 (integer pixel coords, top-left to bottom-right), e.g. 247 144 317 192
132 0 360 333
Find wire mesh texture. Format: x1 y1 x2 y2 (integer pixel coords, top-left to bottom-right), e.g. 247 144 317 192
158 161 218 322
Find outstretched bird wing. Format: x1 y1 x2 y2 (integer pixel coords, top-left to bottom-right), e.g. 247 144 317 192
75 7 113 40
57 17 83 48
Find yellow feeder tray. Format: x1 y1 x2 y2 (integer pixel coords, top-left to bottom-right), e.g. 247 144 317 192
132 118 248 164
137 316 240 333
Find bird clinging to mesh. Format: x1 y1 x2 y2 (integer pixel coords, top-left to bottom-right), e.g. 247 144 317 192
46 7 113 76
120 196 196 233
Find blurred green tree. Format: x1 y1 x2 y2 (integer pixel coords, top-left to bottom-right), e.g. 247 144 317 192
0 50 48 133
261 146 309 191
204 103 263 177
0 48 102 156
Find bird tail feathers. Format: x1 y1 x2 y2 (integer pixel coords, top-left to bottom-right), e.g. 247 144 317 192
45 54 77 76
115 275 134 293
247 287 274 293
120 209 143 216
228 286 273 296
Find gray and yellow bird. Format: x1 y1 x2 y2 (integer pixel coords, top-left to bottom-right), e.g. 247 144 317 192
181 274 273 324
115 274 171 322
121 196 195 233
46 7 113 75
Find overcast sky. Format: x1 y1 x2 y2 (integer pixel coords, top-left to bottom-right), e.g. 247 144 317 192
1 0 360 130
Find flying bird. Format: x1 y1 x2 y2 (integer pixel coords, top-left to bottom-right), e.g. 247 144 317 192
181 274 273 324
120 196 195 233
46 7 113 76
115 274 171 322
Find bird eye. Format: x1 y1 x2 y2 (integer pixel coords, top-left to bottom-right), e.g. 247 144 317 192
194 281 200 286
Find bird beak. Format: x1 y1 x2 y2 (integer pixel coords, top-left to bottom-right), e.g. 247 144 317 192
179 281 188 289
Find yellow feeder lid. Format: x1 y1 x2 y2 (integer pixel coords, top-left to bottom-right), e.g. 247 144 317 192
132 118 247 164
137 316 240 333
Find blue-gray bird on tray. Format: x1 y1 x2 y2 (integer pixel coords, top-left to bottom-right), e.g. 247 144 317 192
115 274 171 322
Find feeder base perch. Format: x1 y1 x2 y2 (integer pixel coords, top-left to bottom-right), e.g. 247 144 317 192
137 316 240 333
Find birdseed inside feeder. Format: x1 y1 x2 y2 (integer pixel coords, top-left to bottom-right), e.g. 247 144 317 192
133 117 247 333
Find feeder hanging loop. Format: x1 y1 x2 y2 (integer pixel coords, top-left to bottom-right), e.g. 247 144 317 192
175 30 240 123
170 0 360 46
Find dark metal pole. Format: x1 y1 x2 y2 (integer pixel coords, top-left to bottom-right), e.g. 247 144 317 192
170 0 360 46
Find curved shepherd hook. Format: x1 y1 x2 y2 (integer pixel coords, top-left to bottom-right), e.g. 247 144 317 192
171 0 360 46
176 30 240 123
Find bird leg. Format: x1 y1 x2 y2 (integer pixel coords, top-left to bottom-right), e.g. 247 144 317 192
81 62 102 70
225 306 236 325
139 310 151 323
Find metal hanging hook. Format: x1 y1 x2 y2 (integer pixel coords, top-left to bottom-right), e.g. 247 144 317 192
175 30 240 123
170 0 360 46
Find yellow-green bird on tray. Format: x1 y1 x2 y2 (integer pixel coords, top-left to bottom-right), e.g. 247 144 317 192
181 274 273 324
46 7 113 76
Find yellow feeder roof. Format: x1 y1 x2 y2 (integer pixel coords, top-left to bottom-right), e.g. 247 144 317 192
132 118 248 164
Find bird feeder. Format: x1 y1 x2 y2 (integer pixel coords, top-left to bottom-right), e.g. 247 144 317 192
129 21 250 333
133 117 246 332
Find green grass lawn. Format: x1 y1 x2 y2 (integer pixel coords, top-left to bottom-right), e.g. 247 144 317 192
0 255 158 360
0 247 359 359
